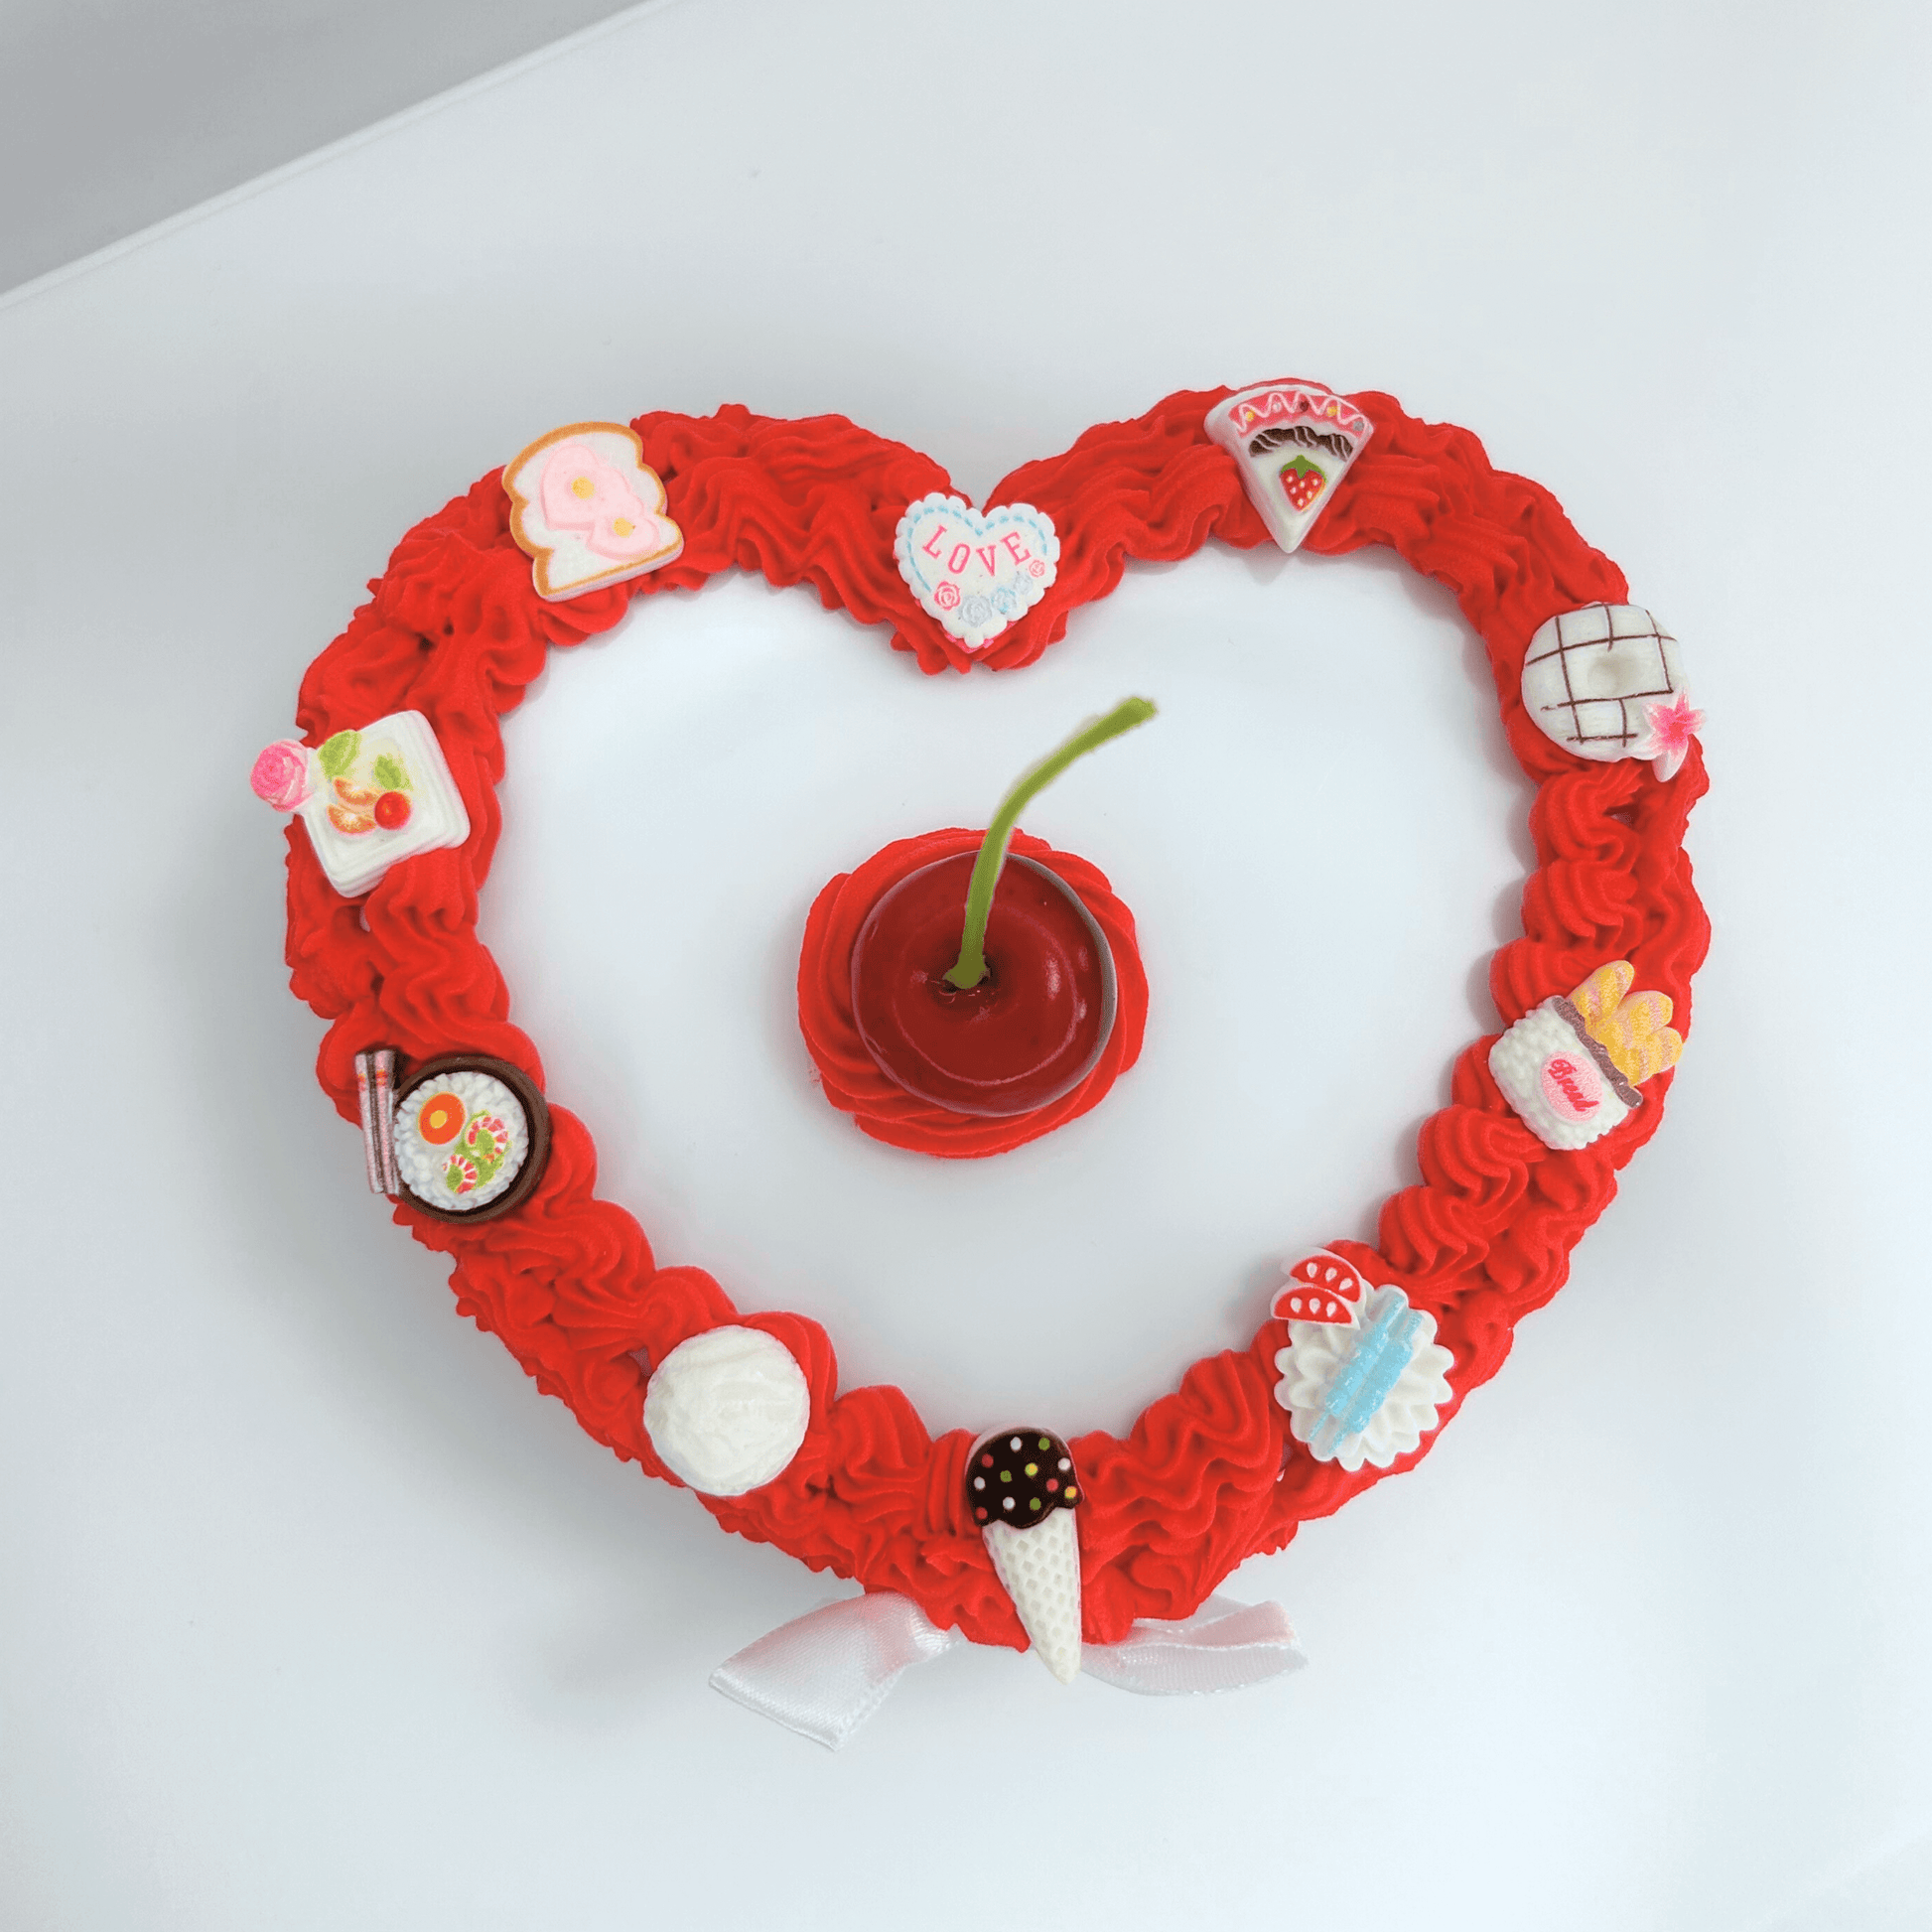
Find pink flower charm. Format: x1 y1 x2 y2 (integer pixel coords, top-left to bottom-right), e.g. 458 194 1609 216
1639 692 1705 781
250 740 314 811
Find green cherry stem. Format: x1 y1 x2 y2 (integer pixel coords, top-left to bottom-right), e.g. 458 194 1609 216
944 696 1158 991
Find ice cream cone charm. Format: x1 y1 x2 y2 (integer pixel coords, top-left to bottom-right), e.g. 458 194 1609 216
970 1430 1083 1683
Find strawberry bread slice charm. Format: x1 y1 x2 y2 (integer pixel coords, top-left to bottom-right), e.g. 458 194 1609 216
970 1430 1083 1683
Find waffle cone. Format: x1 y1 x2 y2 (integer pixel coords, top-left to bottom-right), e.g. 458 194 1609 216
984 1507 1083 1683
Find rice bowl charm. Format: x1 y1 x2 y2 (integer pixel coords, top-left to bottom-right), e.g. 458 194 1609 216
388 1054 551 1222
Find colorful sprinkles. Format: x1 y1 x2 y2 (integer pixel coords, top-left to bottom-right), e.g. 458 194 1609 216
967 1429 1079 1525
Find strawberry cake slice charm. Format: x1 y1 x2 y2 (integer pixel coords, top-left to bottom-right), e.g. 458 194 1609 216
1204 378 1372 553
970 1430 1083 1683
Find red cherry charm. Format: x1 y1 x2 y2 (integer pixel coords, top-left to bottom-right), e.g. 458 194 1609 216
836 697 1151 1132
800 698 1156 1156
850 853 1116 1116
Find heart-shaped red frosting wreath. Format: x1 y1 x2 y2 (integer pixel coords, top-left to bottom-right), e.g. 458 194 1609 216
269 386 1709 1661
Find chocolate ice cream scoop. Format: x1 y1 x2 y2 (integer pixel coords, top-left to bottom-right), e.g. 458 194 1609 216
968 1429 1078 1527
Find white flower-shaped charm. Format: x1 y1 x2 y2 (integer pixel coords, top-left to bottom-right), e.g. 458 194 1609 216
1271 1253 1454 1472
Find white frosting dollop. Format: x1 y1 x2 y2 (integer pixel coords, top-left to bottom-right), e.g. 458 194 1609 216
642 1326 811 1496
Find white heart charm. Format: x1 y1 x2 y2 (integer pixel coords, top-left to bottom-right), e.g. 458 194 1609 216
894 493 1059 650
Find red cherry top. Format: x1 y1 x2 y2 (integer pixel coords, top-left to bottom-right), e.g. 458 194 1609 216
844 698 1153 1123
849 853 1114 1116
797 826 1149 1159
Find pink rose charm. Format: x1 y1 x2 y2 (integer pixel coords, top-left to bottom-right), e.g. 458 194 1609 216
250 740 314 811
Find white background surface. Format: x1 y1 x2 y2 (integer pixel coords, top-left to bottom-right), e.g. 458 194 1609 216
3 2 1929 1926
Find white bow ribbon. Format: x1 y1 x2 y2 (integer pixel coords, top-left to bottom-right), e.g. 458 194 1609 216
1081 1594 1308 1696
710 1591 961 1750
711 1591 1306 1748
